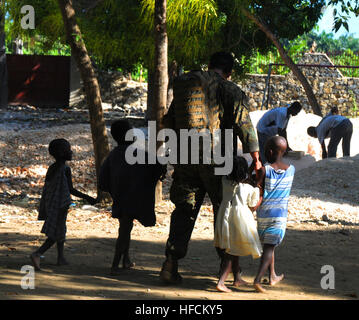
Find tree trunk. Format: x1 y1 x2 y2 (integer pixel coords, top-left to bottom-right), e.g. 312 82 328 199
153 0 168 203
146 61 176 121
57 0 110 199
242 9 323 117
145 68 155 122
0 10 7 108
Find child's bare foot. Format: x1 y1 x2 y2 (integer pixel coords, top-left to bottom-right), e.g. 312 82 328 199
110 267 122 276
233 278 249 287
216 283 232 293
253 283 267 293
30 253 41 271
57 257 69 266
269 274 284 286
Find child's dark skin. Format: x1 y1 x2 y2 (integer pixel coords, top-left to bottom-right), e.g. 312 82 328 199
30 141 96 270
110 215 135 275
217 253 249 292
253 136 288 293
216 156 260 293
109 163 166 276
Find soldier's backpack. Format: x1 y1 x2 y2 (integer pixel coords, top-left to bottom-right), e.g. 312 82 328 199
171 70 223 133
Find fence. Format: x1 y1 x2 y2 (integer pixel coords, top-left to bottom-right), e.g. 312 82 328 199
249 51 359 77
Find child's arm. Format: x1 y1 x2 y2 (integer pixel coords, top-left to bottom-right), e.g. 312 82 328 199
250 194 263 212
249 166 265 212
65 167 97 205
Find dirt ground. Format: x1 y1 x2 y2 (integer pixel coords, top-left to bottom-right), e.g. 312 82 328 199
1 121 359 301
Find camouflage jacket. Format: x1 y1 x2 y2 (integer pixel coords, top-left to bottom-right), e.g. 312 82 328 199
163 70 259 154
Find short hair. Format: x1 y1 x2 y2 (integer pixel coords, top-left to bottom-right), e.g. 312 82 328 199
331 106 338 114
48 138 70 159
111 119 133 144
307 126 317 137
209 52 234 74
228 156 248 183
290 101 302 112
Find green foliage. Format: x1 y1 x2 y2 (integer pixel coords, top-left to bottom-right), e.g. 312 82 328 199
141 0 223 69
329 0 359 32
246 0 326 40
4 0 327 78
130 63 148 81
78 0 152 72
350 90 358 117
249 30 359 76
5 0 69 55
289 30 359 52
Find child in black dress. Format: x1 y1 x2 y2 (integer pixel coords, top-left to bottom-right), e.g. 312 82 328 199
99 120 166 275
30 139 96 270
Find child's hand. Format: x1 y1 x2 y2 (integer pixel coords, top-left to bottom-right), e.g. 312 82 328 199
159 165 167 181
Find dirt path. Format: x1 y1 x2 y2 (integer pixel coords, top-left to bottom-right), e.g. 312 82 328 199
1 200 358 300
1 123 358 300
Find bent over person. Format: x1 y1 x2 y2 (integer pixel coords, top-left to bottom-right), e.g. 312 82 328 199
159 52 261 284
256 102 302 163
307 113 353 158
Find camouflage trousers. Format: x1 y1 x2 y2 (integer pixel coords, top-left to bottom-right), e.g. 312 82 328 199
165 164 223 260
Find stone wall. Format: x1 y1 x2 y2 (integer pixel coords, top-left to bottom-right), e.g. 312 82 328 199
70 53 359 118
240 53 359 117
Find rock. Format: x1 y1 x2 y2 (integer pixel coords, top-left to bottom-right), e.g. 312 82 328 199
102 103 112 110
81 205 99 212
338 229 350 236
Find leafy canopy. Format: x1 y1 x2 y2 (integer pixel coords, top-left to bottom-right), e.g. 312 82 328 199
4 0 326 75
328 0 359 32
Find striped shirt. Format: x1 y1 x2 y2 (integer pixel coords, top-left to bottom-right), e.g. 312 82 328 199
257 164 295 245
257 164 295 219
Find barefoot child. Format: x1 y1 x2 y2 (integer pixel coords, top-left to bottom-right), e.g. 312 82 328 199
253 136 295 293
214 156 262 293
99 120 166 275
30 139 96 270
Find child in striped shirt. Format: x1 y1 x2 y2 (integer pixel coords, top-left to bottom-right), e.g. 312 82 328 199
253 136 295 293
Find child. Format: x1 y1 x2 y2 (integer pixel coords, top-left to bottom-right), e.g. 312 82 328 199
99 119 166 275
253 135 295 293
30 139 96 270
214 156 262 293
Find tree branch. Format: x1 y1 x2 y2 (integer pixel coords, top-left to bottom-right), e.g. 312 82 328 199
241 7 322 116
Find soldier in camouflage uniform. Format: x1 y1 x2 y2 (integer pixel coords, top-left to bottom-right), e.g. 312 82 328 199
160 52 261 284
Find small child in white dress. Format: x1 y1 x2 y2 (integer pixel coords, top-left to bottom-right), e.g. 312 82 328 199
214 156 262 292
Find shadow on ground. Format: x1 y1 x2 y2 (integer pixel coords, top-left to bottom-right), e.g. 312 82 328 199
0 226 358 300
